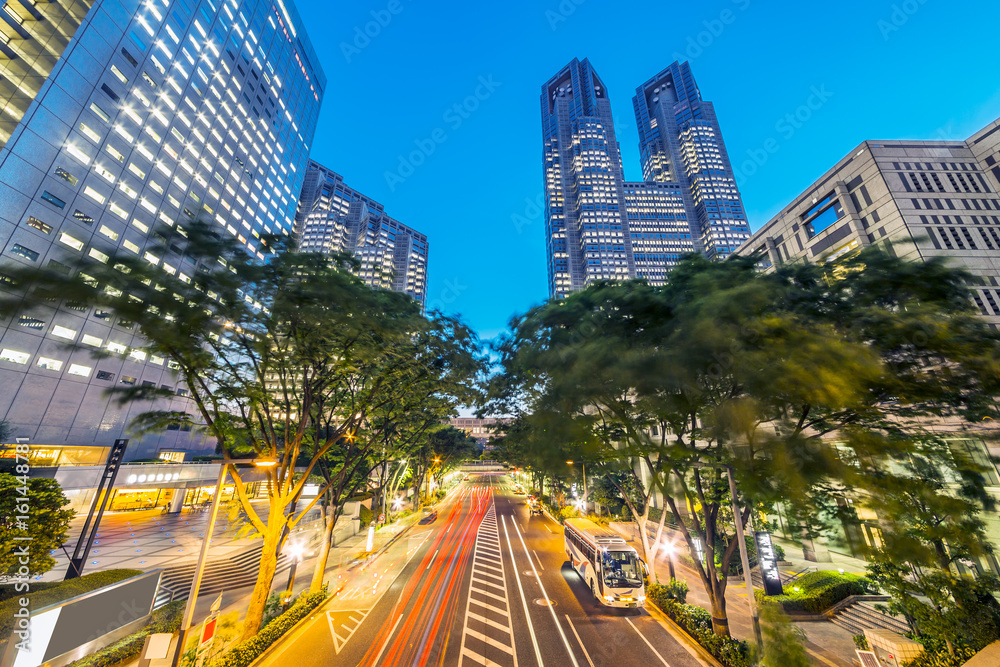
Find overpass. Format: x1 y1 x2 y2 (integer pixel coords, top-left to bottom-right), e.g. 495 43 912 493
457 460 506 472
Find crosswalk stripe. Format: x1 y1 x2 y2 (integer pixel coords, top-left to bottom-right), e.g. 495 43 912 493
465 627 514 655
466 610 511 633
470 584 508 604
461 646 507 667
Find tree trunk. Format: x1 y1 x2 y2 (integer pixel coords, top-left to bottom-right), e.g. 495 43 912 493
309 504 342 593
240 523 283 641
710 591 731 637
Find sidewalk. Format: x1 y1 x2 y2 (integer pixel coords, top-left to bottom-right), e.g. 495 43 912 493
611 523 863 667
133 509 424 666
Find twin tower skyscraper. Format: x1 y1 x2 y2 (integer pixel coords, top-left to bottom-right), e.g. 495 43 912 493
542 58 751 298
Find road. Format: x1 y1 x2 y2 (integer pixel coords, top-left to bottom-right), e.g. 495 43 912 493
261 475 708 666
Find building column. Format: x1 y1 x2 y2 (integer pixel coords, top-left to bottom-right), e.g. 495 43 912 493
764 237 782 266
167 489 186 513
801 534 833 562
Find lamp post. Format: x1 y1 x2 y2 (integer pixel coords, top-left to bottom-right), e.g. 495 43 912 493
566 461 587 509
171 458 276 667
663 541 676 581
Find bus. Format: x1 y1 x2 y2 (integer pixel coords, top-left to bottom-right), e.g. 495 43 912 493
564 518 647 608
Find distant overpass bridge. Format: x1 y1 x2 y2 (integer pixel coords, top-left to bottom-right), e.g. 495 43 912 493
458 460 506 472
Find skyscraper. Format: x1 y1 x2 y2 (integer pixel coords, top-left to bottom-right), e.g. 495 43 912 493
0 0 325 460
295 160 429 309
541 58 750 298
632 61 751 260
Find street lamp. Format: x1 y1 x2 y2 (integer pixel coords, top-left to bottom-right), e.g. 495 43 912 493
662 540 676 581
171 458 277 667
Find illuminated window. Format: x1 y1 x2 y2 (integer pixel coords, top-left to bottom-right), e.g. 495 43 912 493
99 225 120 241
68 364 92 377
0 349 29 364
36 357 64 371
58 232 84 251
81 334 103 347
51 325 77 340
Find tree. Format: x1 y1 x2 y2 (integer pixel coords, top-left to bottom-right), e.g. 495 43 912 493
0 474 74 577
485 248 1000 638
754 602 811 667
0 221 483 640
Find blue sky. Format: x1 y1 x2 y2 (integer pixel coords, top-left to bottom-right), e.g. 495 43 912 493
293 0 1000 342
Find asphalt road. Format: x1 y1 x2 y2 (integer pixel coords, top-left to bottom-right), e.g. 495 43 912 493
261 475 708 666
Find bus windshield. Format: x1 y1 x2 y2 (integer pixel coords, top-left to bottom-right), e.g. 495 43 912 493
602 550 642 588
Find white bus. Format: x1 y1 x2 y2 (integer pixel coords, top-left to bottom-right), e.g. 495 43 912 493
564 518 647 608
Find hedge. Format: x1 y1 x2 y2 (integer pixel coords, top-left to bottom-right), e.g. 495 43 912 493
205 590 328 667
66 600 184 667
0 569 143 640
647 584 752 667
754 570 878 614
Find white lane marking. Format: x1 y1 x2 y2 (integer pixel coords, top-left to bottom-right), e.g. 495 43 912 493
532 550 545 570
564 615 596 667
511 519 580 667
626 618 672 667
502 515 544 667
459 504 517 667
372 614 403 665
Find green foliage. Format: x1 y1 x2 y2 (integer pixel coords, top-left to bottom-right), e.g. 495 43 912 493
854 634 869 651
718 535 786 575
646 584 751 667
0 474 74 577
662 578 689 604
753 602 811 667
753 571 878 614
205 590 328 667
903 646 978 667
358 504 374 525
65 600 184 667
0 569 143 639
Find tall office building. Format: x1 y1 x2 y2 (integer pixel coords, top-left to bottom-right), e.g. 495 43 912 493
0 0 325 461
295 160 429 309
633 61 751 260
736 118 1000 328
541 58 749 298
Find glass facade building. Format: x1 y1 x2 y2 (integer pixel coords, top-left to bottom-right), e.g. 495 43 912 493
633 61 750 260
541 58 750 298
295 160 429 309
0 0 325 460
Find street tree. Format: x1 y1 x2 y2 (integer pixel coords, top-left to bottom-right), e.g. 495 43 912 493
0 474 74 577
0 220 482 640
485 248 1000 638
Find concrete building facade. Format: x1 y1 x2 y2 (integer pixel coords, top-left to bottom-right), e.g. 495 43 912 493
0 0 325 461
737 118 1000 328
295 160 429 309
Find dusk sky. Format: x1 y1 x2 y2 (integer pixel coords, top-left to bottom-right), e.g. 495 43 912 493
293 0 1000 342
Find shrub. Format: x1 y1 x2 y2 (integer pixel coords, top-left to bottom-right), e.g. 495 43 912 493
646 584 752 667
754 571 878 614
662 578 689 604
0 569 143 639
358 505 373 525
205 589 327 667
854 634 869 651
67 600 184 667
557 506 579 523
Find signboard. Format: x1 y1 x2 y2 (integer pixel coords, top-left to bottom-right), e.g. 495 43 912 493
754 531 784 596
2 570 160 667
200 618 217 646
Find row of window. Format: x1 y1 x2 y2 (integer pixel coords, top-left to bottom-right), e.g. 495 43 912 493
0 347 186 395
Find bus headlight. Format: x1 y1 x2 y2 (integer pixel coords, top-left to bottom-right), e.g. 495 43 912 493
638 596 646 603
604 595 614 602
